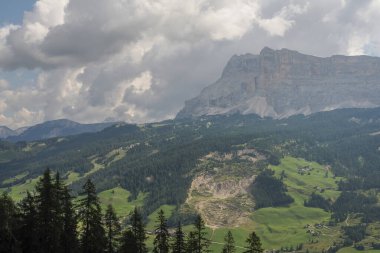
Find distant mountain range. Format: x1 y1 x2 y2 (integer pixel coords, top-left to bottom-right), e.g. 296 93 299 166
177 47 380 119
1 107 380 251
0 119 119 142
0 126 17 139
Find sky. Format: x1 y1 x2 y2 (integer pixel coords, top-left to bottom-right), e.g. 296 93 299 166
0 0 380 129
0 1 36 25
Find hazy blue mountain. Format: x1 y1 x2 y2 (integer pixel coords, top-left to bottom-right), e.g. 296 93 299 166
5 119 119 142
0 126 16 138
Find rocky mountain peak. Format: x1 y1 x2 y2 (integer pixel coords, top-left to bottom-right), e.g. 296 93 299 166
176 47 380 119
259 46 275 55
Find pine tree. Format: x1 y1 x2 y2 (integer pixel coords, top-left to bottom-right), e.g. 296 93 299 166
104 204 121 253
193 215 210 253
35 169 60 253
172 222 185 253
18 191 39 253
77 179 106 253
0 192 19 253
130 207 147 253
222 231 235 253
185 231 197 253
118 229 138 253
153 209 169 253
244 232 263 253
61 186 79 253
53 172 65 253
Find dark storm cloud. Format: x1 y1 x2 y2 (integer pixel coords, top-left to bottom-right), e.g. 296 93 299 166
0 0 379 128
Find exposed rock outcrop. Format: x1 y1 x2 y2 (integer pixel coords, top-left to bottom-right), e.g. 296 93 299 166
177 47 380 119
186 173 255 228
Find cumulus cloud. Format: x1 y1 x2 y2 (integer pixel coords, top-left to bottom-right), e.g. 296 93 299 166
0 0 379 128
258 2 309 36
0 79 9 89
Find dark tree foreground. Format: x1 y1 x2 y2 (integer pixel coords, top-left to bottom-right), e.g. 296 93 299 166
104 204 121 253
222 231 235 253
172 222 185 253
153 209 170 253
0 169 263 253
78 179 106 253
244 232 263 253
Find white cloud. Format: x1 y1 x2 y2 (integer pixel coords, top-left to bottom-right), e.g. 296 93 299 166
0 79 9 89
23 22 49 43
258 16 294 37
0 0 379 128
258 2 309 36
198 0 260 40
347 33 370 55
128 71 152 94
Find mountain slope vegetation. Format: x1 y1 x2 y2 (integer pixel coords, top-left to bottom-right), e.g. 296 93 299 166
1 107 380 251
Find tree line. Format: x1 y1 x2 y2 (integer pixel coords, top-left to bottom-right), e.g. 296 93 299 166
249 169 293 209
0 169 263 253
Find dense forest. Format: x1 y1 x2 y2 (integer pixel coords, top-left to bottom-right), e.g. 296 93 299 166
1 107 380 212
0 169 263 253
250 169 293 208
2 107 380 251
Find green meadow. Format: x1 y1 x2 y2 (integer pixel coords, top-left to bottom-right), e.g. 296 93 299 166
0 156 346 252
338 248 380 253
98 186 147 219
250 156 343 251
1 176 41 202
2 171 29 185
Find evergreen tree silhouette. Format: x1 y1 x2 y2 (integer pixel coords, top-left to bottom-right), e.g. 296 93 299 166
153 209 169 253
104 204 121 253
77 179 106 253
222 231 235 253
172 222 185 253
244 232 263 253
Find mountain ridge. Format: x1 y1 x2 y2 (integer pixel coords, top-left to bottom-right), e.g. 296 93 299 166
177 47 380 119
0 126 17 138
2 107 380 252
2 119 120 142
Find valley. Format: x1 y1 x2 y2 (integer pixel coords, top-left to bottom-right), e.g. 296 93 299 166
1 1 380 252
2 108 380 252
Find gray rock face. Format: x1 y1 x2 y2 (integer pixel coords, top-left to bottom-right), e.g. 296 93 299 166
176 47 380 119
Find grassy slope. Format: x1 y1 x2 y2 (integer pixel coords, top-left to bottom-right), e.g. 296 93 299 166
98 186 146 219
2 176 41 202
0 156 347 252
2 160 100 201
146 204 176 230
1 179 146 223
338 248 380 253
250 157 343 251
65 171 81 184
2 171 29 185
145 205 248 252
208 227 250 253
175 156 344 252
145 205 176 251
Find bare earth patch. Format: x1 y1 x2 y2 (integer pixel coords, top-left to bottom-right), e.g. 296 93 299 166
186 172 255 228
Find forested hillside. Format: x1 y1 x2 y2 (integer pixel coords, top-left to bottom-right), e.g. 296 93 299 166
0 169 264 253
1 107 380 252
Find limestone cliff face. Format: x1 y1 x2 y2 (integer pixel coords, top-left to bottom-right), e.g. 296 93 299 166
177 47 380 119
